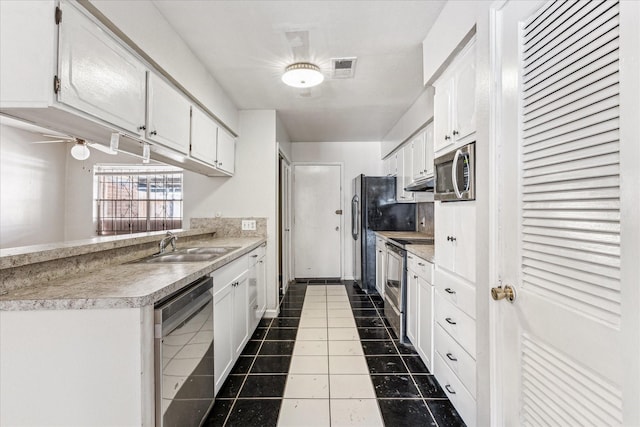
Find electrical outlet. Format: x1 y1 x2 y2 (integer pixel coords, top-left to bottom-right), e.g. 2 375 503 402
241 220 256 231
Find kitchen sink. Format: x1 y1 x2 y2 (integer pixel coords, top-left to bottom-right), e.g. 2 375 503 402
132 247 240 263
183 246 239 255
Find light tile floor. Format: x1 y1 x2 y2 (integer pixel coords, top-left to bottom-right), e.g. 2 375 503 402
277 285 384 427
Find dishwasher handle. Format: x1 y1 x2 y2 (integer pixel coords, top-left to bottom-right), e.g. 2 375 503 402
156 277 213 338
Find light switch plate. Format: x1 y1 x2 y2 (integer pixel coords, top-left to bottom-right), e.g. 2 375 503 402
241 220 256 231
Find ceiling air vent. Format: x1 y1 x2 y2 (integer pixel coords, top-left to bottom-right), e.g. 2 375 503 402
331 57 357 79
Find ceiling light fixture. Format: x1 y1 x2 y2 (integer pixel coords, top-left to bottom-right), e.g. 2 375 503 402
282 62 324 88
70 139 90 160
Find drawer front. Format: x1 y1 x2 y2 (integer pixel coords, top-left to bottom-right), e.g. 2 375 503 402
213 255 248 292
435 267 476 319
407 254 433 283
434 352 476 427
435 323 476 396
434 290 476 356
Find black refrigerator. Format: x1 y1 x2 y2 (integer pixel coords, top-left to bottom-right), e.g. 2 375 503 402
351 174 416 293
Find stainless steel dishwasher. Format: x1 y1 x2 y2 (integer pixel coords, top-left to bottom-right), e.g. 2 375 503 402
155 276 214 427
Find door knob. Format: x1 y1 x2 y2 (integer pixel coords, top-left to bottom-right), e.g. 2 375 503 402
491 285 516 302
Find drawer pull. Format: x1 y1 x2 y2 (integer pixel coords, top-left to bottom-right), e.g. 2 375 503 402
445 384 456 394
445 317 457 325
445 287 456 294
446 353 458 362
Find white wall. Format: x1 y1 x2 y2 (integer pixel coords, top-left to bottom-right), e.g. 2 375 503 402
292 141 382 280
276 113 292 160
0 124 67 248
90 0 238 133
184 110 280 314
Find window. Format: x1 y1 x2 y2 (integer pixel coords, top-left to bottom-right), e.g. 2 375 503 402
95 165 183 235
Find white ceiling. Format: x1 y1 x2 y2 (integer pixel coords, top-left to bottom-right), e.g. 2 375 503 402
152 0 446 142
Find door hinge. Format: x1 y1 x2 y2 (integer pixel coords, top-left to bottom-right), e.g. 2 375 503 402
53 75 60 94
55 6 62 25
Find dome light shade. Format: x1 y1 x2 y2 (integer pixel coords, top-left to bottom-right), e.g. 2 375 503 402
282 62 324 88
70 141 90 160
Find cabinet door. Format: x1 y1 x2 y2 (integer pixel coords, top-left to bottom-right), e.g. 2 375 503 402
412 131 426 181
214 284 234 394
58 2 146 135
406 264 419 345
435 201 456 273
232 274 249 357
216 128 236 175
256 256 267 316
417 280 434 372
389 153 398 177
434 79 453 153
453 202 476 283
191 106 218 165
452 42 476 142
396 145 413 202
146 73 191 154
424 122 435 177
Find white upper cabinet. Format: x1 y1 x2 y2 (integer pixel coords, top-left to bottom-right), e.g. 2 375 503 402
384 152 398 177
396 145 413 202
58 1 146 136
434 38 476 154
411 123 435 181
191 106 218 165
146 73 191 154
216 128 236 175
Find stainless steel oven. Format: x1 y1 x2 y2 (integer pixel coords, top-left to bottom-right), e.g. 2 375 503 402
384 242 407 343
434 142 475 201
155 276 214 427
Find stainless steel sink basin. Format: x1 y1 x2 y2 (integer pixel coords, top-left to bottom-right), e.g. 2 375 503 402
141 253 220 263
132 246 240 263
183 247 239 255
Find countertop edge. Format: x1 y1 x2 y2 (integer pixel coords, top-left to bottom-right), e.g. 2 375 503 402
0 237 266 311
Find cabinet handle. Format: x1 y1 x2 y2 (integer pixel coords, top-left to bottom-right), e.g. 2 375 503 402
259 260 263 264
445 317 457 325
251 254 258 258
447 236 457 242
445 384 456 395
452 130 459 136
137 125 146 131
444 135 451 141
219 162 223 166
418 262 425 266
408 256 413 259
150 130 157 136
254 305 259 310
445 287 456 294
414 275 418 279
446 352 458 362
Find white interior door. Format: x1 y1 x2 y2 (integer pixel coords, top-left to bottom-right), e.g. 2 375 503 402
293 164 342 278
492 0 638 425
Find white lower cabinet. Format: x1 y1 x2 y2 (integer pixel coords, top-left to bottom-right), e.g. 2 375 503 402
213 254 250 394
406 252 434 372
433 266 477 426
213 244 267 395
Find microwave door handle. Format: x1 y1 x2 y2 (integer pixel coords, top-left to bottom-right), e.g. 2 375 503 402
452 148 463 199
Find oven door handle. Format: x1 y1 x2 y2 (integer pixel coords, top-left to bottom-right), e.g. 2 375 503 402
160 284 213 337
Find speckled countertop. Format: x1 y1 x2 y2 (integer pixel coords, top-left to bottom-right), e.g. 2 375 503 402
0 236 265 311
375 231 435 264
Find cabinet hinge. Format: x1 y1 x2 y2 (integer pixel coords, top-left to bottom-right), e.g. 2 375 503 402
55 6 62 25
53 75 60 94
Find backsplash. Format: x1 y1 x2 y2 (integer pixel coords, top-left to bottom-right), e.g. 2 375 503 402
190 217 267 237
416 202 434 236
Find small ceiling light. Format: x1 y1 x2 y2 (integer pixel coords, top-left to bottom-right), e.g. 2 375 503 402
142 143 150 164
70 140 90 160
282 62 324 88
109 132 120 152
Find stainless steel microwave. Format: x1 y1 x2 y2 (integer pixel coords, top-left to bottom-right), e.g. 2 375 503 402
434 142 475 201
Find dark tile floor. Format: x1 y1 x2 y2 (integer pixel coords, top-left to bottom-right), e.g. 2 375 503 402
205 279 466 426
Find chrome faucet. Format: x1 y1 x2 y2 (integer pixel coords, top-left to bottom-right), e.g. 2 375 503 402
159 231 177 254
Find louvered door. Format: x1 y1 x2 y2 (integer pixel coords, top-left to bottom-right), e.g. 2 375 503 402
493 0 636 425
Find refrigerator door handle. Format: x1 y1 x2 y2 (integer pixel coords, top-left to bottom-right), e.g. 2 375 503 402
351 195 359 240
